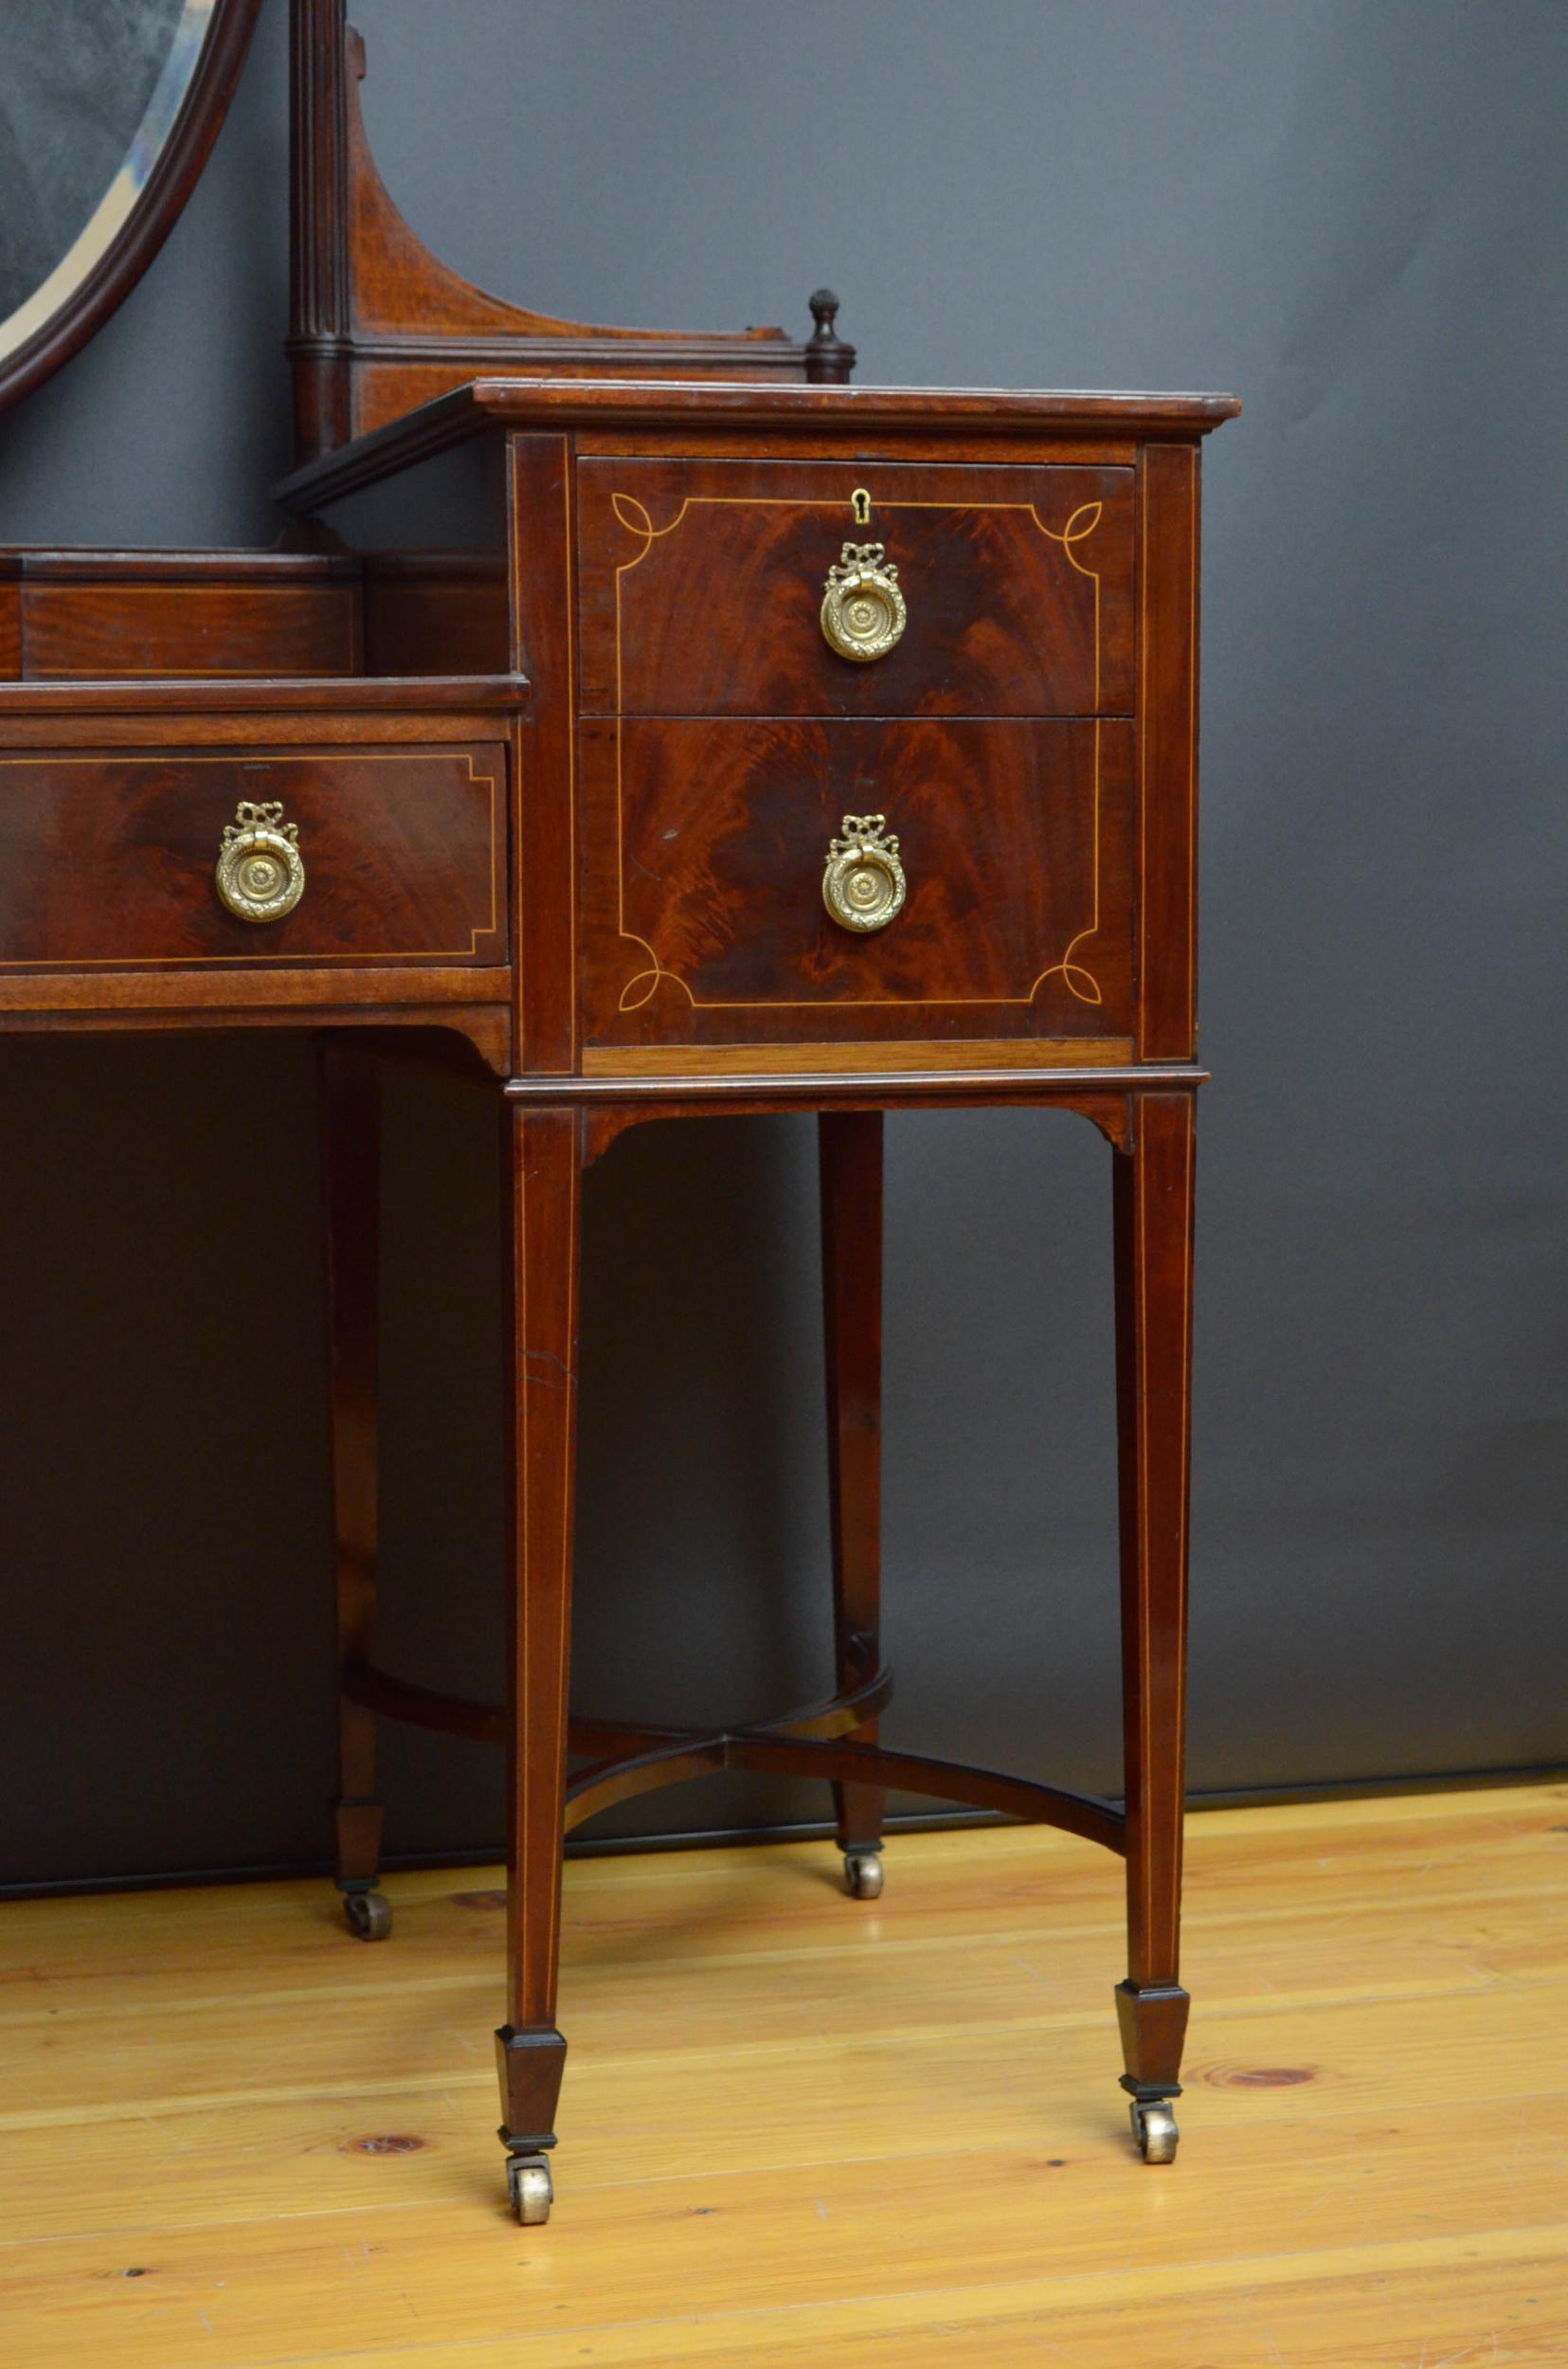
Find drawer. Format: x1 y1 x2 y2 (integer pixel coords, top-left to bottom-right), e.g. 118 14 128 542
579 716 1132 1052
0 744 506 968
577 459 1133 718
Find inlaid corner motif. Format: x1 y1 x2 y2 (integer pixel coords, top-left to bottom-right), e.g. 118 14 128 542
605 484 1114 1016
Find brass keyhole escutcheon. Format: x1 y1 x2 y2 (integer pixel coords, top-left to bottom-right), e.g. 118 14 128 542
215 799 305 923
823 814 906 933
820 539 907 662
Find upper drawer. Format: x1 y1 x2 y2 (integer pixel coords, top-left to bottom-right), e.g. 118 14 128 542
0 743 506 968
577 459 1133 719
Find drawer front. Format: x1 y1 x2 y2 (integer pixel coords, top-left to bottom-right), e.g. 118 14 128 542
579 716 1132 1053
577 459 1133 719
0 745 506 967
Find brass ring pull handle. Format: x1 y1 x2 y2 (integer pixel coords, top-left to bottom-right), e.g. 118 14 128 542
823 814 906 933
820 540 906 662
215 800 305 924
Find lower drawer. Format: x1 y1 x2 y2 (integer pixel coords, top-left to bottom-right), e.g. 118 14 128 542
579 716 1132 1053
0 744 506 967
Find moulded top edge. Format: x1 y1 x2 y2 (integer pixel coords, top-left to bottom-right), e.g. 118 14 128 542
0 673 530 714
0 547 365 581
275 377 1242 513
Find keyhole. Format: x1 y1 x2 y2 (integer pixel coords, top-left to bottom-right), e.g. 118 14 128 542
851 487 871 525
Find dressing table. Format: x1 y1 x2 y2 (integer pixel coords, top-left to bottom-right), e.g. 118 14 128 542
0 0 1237 2223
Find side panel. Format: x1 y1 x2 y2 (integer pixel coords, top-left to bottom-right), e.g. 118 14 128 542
1137 443 1200 1061
510 435 579 1072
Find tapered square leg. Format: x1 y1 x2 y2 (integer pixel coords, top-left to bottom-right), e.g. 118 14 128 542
1112 1091 1197 2156
319 1042 388 1942
495 1102 583 2218
819 1111 886 1899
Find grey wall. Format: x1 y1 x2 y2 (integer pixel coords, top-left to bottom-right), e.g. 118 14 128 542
2 0 1563 1888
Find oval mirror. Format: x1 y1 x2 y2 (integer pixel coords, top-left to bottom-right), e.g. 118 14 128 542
0 0 261 414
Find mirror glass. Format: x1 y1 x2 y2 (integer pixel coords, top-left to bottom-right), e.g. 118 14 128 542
0 0 211 370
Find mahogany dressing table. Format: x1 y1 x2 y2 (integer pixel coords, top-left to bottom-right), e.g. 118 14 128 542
0 0 1237 2224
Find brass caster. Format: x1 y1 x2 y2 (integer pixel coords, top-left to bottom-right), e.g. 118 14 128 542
343 1890 391 1942
1129 2099 1179 2163
842 1849 884 1901
507 2152 553 2225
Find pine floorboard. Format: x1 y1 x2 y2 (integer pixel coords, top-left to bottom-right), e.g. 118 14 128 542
2 1781 1564 2365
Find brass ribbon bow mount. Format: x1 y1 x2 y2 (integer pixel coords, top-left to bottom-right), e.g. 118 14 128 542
215 799 306 924
822 813 906 933
820 539 907 661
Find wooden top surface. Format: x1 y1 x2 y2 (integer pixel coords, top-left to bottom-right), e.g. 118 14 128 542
276 376 1243 512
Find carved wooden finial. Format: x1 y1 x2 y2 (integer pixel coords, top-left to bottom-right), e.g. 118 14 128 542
805 287 855 385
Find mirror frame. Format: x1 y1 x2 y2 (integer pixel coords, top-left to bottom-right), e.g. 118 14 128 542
0 0 263 417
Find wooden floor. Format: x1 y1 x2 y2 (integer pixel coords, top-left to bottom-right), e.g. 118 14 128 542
2 1784 1564 2366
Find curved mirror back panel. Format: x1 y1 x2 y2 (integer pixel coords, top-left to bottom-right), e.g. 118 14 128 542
0 0 260 411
